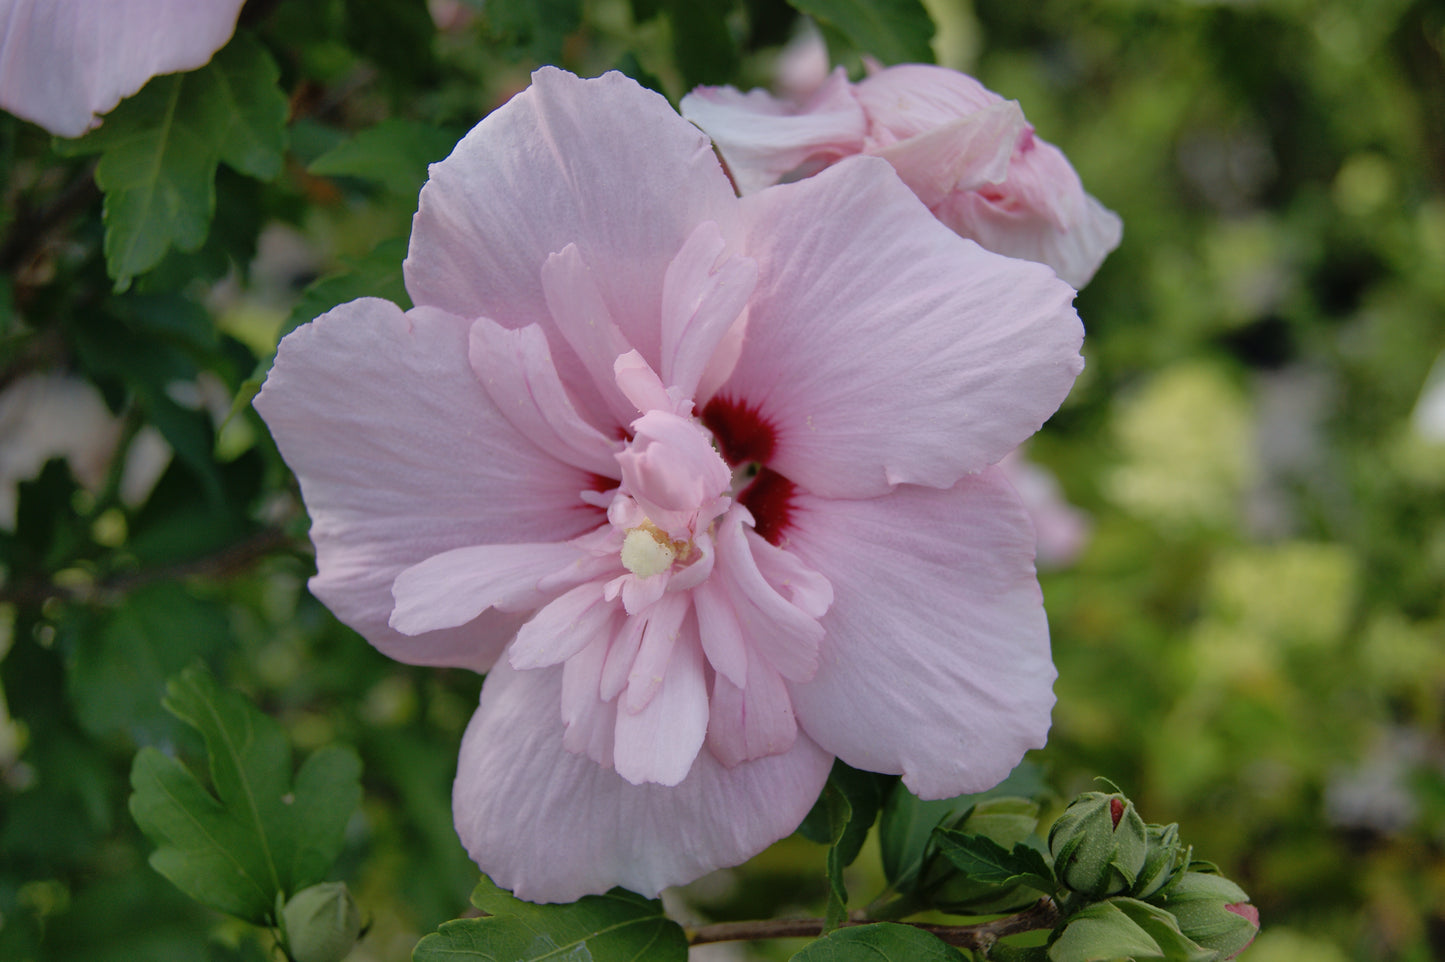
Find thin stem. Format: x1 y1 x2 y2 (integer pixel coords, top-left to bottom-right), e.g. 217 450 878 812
687 898 1061 952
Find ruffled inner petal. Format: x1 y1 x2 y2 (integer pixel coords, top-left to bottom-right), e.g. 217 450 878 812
389 541 586 636
540 243 639 428
659 220 758 402
707 649 798 767
468 319 622 476
509 580 619 670
613 617 709 786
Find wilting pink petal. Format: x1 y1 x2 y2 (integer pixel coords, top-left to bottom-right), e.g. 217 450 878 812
0 0 246 138
683 63 1122 287
785 468 1057 798
259 68 1084 899
453 660 833 902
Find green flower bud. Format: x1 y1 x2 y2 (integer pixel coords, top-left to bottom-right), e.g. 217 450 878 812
1047 791 1148 897
1151 870 1259 960
1132 822 1185 899
282 882 362 962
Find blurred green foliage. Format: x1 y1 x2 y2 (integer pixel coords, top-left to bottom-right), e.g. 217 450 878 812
2 0 1443 959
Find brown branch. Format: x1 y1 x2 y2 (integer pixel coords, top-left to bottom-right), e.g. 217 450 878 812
0 525 299 608
687 898 1061 952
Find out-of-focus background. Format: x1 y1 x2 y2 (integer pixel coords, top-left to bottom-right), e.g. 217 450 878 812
1 1 1442 959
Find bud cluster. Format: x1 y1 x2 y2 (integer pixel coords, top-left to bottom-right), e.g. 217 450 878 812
1045 789 1258 962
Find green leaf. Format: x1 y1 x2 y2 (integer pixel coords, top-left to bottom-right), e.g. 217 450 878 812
65 583 232 744
484 0 584 62
663 0 741 87
1047 900 1165 962
878 763 1047 893
790 923 961 961
413 875 688 961
785 0 935 65
279 237 411 342
932 830 1055 893
308 120 464 197
798 761 892 868
128 667 362 924
59 32 286 290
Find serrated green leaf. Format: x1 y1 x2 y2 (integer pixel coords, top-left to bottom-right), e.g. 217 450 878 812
308 120 464 196
933 830 1055 893
415 875 687 961
66 583 231 744
790 923 961 961
59 32 286 290
1048 900 1165 962
879 763 1047 893
128 667 362 924
785 0 935 64
822 781 852 931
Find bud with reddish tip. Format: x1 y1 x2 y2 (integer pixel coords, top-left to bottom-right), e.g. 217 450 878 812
1151 869 1259 960
281 882 363 962
1048 791 1148 897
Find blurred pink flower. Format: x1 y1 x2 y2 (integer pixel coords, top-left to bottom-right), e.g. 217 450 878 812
256 68 1083 902
999 449 1091 569
0 0 246 137
682 63 1121 287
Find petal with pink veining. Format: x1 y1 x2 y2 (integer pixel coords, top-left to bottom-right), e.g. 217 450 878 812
720 156 1083 499
254 298 599 671
390 541 587 635
785 467 1057 799
453 659 832 902
870 100 1025 208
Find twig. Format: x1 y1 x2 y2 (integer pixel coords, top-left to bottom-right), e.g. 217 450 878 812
687 898 1061 951
0 526 298 608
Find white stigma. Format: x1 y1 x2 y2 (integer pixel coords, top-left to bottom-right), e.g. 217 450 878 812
620 524 676 578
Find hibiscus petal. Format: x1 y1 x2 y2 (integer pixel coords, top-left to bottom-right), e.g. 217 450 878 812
454 659 833 901
539 243 639 428
870 100 1025 207
852 64 1002 140
785 467 1057 799
715 514 825 682
707 650 798 768
0 0 245 138
614 604 708 786
681 68 868 195
405 67 742 425
255 298 599 671
468 319 621 476
721 156 1083 499
509 580 618 670
659 220 758 402
390 541 586 635
692 578 748 689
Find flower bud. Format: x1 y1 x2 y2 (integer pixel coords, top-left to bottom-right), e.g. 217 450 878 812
1131 822 1185 899
282 882 363 962
1047 791 1148 897
1151 870 1258 960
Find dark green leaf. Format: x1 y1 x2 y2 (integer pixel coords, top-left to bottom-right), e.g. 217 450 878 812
66 583 232 744
59 32 286 290
798 761 892 868
664 0 741 87
790 923 961 961
279 237 411 342
342 0 439 83
932 830 1055 893
785 0 935 64
308 120 464 197
821 781 852 931
878 763 1048 893
413 875 688 961
128 667 362 923
484 0 584 62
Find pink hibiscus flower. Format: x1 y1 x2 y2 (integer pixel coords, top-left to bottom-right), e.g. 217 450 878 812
256 68 1084 902
0 0 246 138
682 63 1122 288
